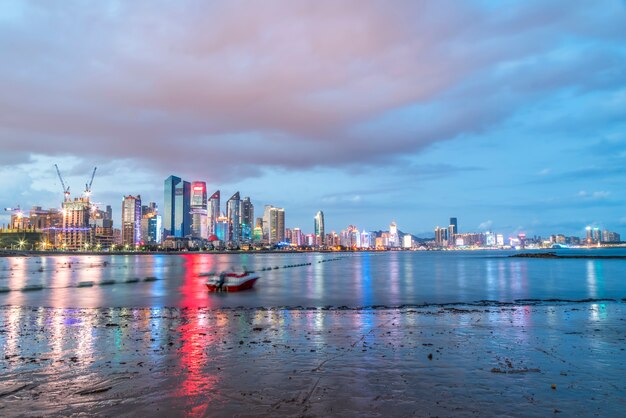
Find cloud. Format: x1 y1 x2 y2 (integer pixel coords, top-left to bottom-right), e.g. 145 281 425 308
478 220 493 230
0 0 625 184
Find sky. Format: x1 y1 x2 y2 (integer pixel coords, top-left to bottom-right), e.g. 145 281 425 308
1 0 626 238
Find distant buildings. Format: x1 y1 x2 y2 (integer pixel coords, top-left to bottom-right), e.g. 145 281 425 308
190 181 208 239
141 202 162 245
240 196 254 241
62 197 92 250
122 195 141 246
163 175 190 238
314 211 325 246
227 192 241 243
208 190 220 237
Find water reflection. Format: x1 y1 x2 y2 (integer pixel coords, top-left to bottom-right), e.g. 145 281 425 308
1 251 626 308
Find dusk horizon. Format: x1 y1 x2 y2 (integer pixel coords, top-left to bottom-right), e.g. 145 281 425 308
2 1 626 238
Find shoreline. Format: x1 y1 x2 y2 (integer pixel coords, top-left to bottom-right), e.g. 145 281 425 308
1 302 624 417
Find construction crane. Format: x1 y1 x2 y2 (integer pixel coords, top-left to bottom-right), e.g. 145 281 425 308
84 167 97 197
54 164 71 202
4 205 23 217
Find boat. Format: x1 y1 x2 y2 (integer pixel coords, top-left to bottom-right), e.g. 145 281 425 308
203 271 260 292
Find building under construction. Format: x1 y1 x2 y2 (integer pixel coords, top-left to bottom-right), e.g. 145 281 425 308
61 197 93 250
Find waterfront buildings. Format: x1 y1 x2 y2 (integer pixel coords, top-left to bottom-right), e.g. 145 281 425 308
190 181 208 239
226 192 241 243
62 197 92 250
314 211 325 246
240 196 254 241
263 206 285 244
141 202 161 245
208 190 220 237
389 221 399 248
122 195 142 246
163 175 191 238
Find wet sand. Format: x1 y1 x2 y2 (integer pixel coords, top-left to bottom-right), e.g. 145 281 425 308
1 303 624 417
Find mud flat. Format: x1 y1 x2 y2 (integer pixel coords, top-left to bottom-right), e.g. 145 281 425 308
0 303 625 417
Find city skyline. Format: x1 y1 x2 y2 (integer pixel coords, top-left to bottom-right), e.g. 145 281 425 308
1 1 626 237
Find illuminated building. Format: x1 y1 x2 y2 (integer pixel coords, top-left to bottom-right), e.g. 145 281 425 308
163 175 191 238
496 234 504 246
263 205 285 244
122 195 142 246
592 227 601 244
90 207 113 249
226 192 241 242
402 235 413 249
434 226 447 246
208 190 220 237
252 225 263 243
190 181 208 239
62 197 92 250
361 230 372 248
450 217 458 235
240 196 254 241
314 211 325 246
141 203 162 245
585 226 592 244
602 230 620 243
389 221 399 247
215 215 229 242
292 227 303 246
29 206 64 247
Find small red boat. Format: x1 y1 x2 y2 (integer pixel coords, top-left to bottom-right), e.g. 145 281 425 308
203 272 260 292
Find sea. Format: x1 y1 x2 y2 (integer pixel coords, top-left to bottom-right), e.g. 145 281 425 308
1 248 625 309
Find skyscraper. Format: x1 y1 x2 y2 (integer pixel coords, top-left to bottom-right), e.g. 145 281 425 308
226 192 241 243
240 196 254 241
314 211 325 246
163 175 191 238
190 181 208 239
450 217 458 235
389 221 399 248
267 207 285 244
122 195 142 246
208 190 220 237
141 202 162 245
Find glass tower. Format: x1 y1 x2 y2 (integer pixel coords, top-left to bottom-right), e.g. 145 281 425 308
163 175 190 238
314 211 325 246
226 192 241 243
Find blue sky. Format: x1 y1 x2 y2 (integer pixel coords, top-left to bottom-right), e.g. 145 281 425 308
1 0 625 237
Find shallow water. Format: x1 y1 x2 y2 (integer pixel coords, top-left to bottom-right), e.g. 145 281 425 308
1 304 624 417
1 250 625 416
1 249 625 309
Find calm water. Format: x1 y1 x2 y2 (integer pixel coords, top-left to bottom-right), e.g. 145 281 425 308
1 249 625 308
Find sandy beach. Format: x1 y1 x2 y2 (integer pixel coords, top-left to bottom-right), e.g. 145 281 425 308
1 302 624 417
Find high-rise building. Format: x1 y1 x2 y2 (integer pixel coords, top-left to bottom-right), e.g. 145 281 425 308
190 181 208 239
292 227 303 246
141 202 162 245
314 211 325 246
267 207 285 244
163 175 191 238
226 192 241 243
62 197 92 250
252 217 263 243
389 221 399 248
434 226 448 246
208 190 220 237
215 214 229 242
105 205 113 221
240 196 254 241
450 217 458 235
122 195 142 246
